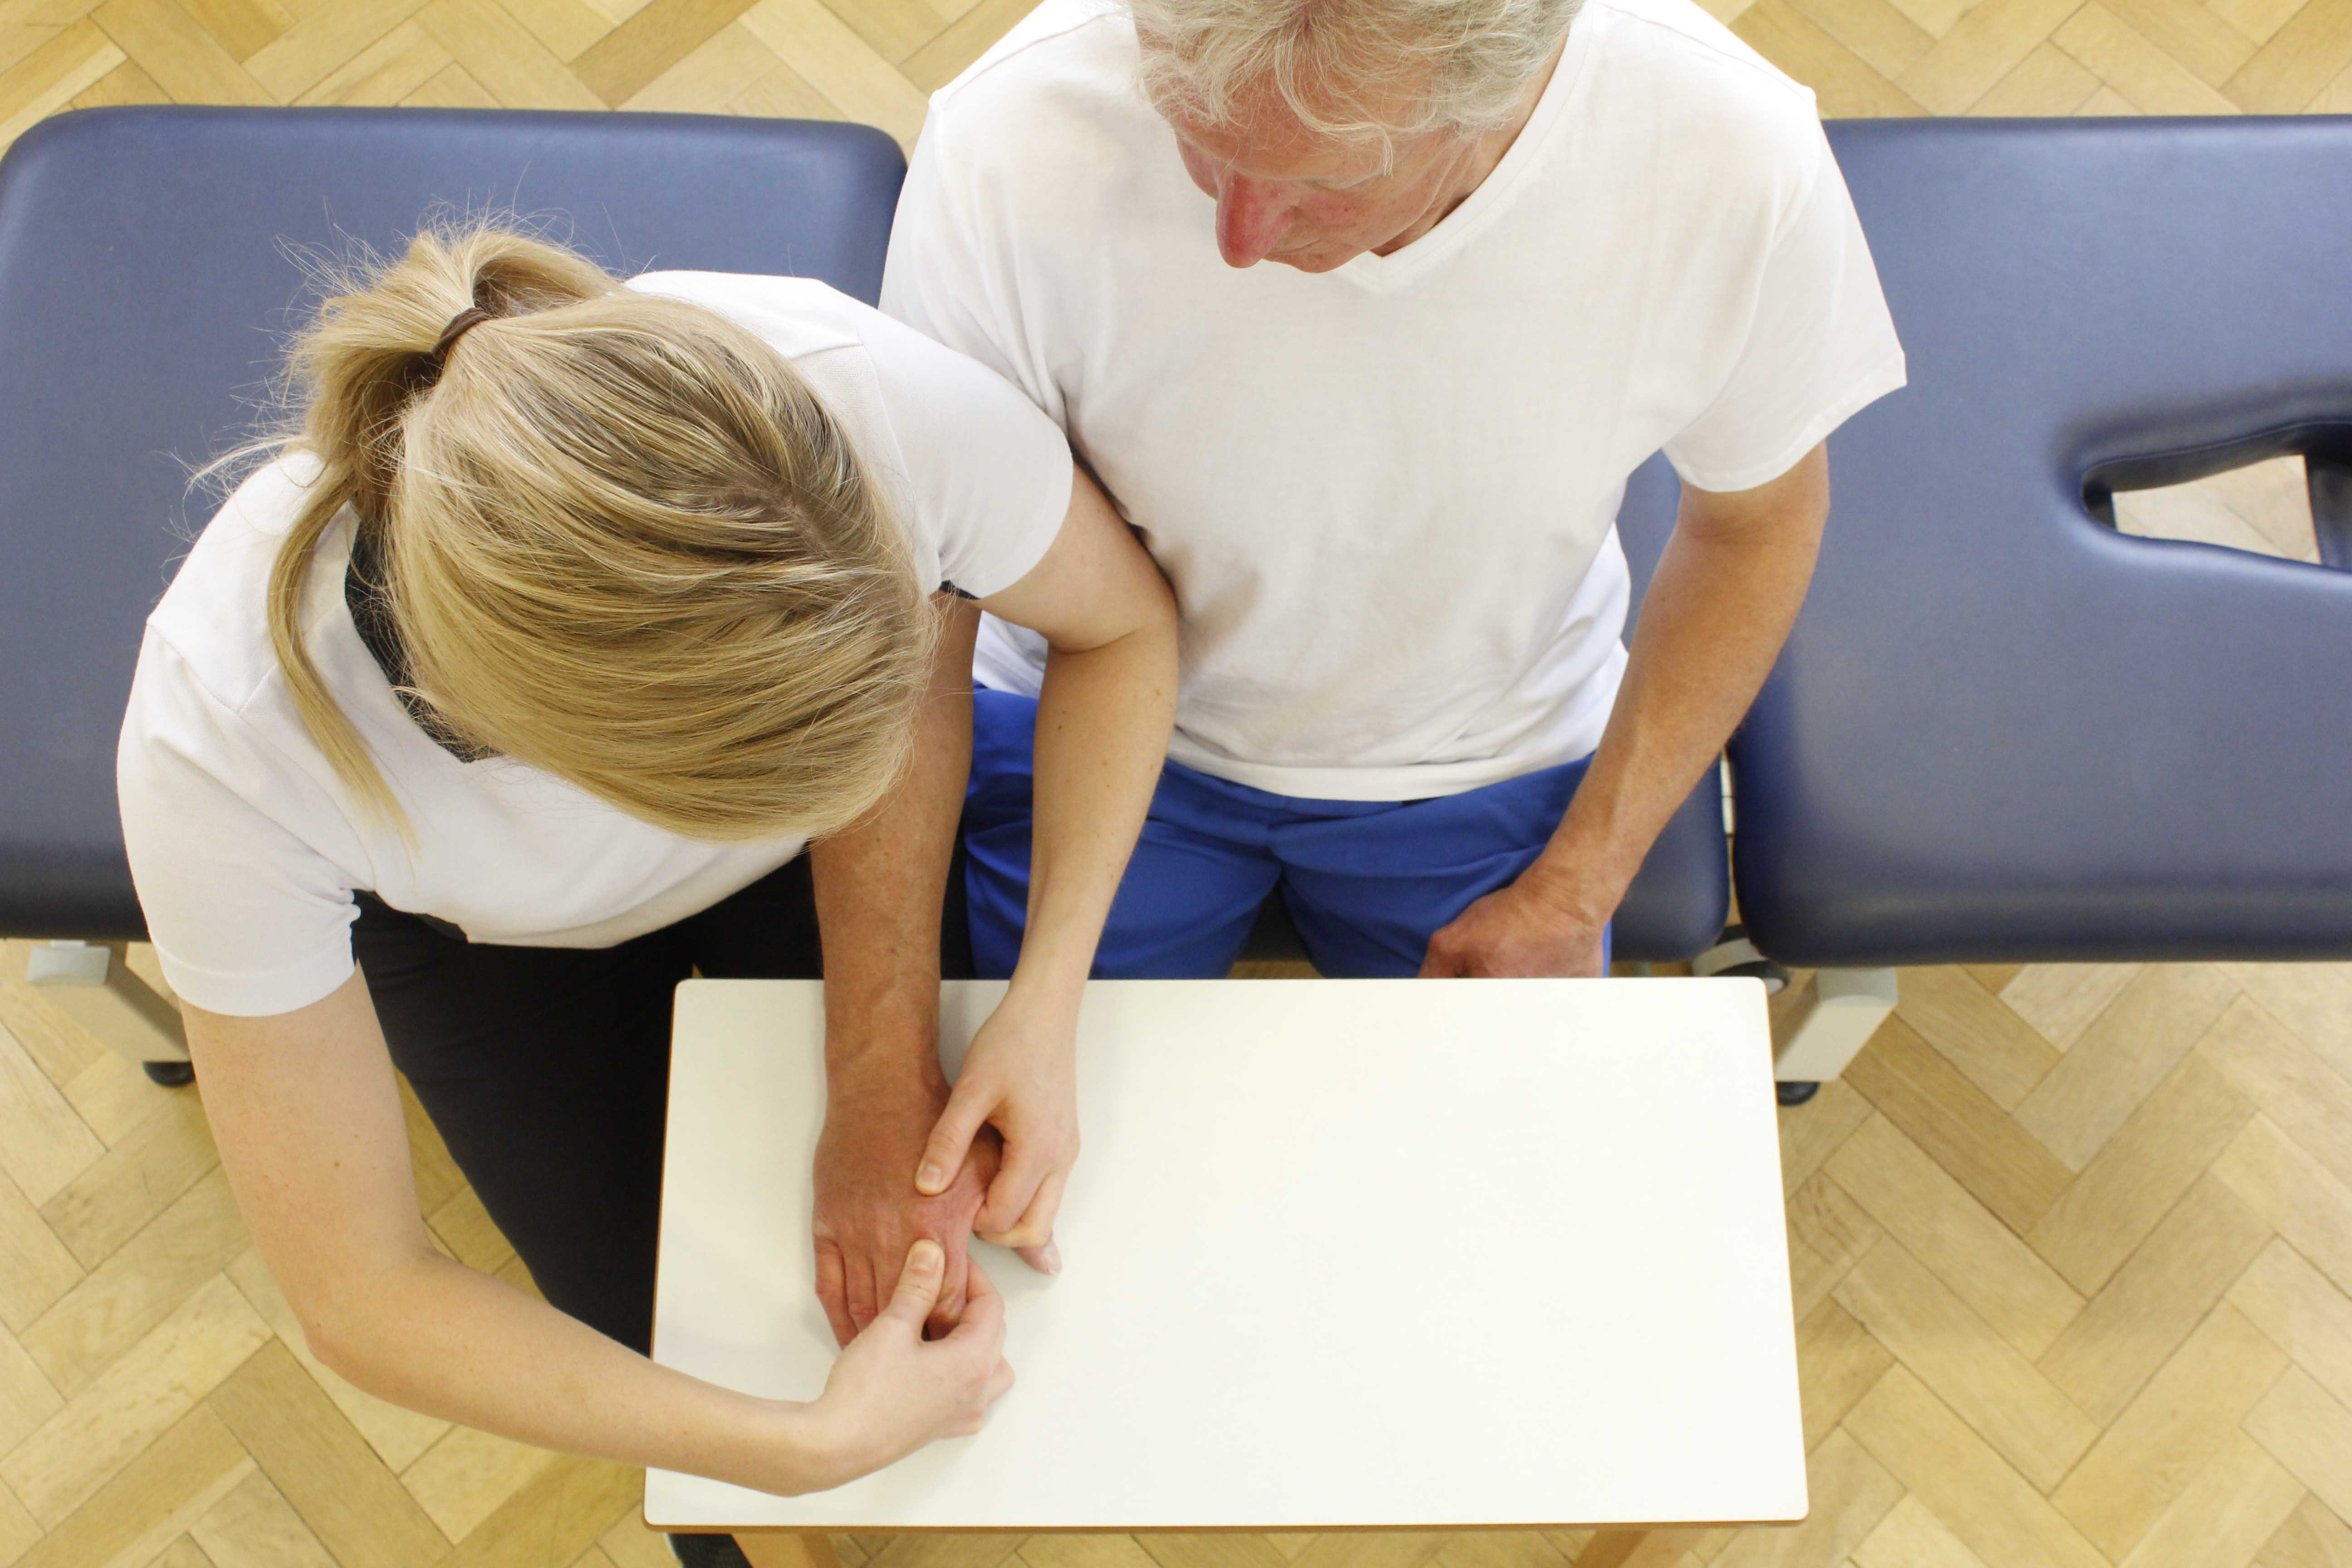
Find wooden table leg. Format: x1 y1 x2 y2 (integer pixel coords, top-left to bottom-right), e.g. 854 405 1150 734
1569 1527 1705 1568
735 1532 840 1568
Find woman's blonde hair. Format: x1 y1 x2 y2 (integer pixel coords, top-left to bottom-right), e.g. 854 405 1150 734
263 223 935 843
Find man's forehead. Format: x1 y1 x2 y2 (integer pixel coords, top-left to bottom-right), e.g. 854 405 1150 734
1161 96 1425 182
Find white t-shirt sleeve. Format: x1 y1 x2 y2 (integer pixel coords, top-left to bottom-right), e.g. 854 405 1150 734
1662 132 1906 495
118 632 361 1017
881 119 1069 429
854 300 1074 601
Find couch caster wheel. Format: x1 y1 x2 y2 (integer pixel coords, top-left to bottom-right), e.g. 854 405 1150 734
1694 923 1791 995
143 1060 195 1088
1776 1080 1820 1107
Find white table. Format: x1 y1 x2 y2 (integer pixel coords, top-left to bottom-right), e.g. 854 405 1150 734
648 978 1803 1566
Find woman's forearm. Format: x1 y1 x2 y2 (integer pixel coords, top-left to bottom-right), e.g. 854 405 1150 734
1016 622 1178 994
309 1248 838 1495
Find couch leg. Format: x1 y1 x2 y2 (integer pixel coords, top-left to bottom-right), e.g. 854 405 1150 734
26 941 189 1072
1694 924 1792 995
1770 967 1897 1088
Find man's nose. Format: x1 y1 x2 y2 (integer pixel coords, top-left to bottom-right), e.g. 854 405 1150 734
1215 174 1294 268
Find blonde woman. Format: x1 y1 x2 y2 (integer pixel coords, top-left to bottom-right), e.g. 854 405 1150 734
115 225 1176 1544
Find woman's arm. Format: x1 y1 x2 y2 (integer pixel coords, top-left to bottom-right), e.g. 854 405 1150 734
186 969 1010 1494
911 467 1179 1254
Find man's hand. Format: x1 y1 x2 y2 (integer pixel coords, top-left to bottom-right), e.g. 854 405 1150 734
1421 865 1609 978
813 1068 998 1347
917 987 1079 1274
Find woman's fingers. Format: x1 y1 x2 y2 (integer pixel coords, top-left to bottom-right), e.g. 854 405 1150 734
951 1257 1005 1343
986 1357 1016 1404
975 1139 1052 1239
987 1168 1068 1262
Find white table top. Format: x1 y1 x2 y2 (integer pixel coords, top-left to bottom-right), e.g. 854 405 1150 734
646 978 1804 1532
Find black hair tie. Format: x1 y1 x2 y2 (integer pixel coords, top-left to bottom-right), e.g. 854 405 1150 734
431 306 495 364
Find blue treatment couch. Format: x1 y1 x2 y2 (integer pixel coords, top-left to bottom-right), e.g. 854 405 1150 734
1622 117 2352 1086
1618 118 2352 972
0 104 1730 1051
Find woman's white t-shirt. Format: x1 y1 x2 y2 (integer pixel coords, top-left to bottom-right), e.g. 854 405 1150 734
118 274 1074 1019
882 0 1907 801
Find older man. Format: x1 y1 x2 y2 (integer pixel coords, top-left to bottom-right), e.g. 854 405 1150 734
816 0 1904 1332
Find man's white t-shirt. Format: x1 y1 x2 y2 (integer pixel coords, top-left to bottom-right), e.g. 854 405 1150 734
883 0 1906 802
118 274 1074 1019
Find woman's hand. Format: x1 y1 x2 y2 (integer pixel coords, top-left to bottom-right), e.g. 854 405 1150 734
915 985 1081 1273
805 1240 1014 1486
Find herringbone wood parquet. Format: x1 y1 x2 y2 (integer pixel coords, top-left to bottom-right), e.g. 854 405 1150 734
2 0 2350 1557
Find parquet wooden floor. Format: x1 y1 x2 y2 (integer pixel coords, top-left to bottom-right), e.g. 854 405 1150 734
3 0 2350 1558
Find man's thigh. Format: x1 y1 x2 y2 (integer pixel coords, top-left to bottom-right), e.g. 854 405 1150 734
965 688 1279 979
1274 756 1593 978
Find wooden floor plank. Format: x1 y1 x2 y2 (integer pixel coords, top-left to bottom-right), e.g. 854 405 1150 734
1795 1294 1895 1451
1969 39 2103 110
25 1167 248 1400
2039 1172 2274 1425
0 1022 105 1210
1891 967 2059 1111
1834 1237 2098 1490
206 1339 449 1568
1848 1496 1994 1568
190 1469 342 1568
38 1088 217 1272
1844 1016 2074 1235
0 1171 83 1339
2214 1118 2352 1300
2016 964 2240 1172
2002 964 2144 1054
2254 1493 2352 1568
2245 1369 2352 1527
2221 965 2352 1090
1825 1116 2084 1359
2112 1431 2306 1568
2200 995 2352 1194
2231 1241 2352 1417
565 0 751 106
1896 0 2088 110
7 1406 249 1568
0 1274 267 1528
89 0 265 99
2223 0 2352 105
0 15 122 144
2051 1303 2290 1561
1842 1365 2107 1568
2029 1050 2257 1295
2052 2 2243 109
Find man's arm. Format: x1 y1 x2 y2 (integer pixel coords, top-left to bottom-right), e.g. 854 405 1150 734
809 598 1007 1344
1421 443 1830 977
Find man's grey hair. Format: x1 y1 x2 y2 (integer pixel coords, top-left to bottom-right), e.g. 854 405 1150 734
1126 0 1584 155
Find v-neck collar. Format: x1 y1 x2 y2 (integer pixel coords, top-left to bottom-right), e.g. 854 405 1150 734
1332 12 1599 294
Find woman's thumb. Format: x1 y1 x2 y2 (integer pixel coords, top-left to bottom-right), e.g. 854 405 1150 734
881 1239 947 1328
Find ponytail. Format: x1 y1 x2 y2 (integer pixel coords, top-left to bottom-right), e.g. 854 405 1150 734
265 226 613 835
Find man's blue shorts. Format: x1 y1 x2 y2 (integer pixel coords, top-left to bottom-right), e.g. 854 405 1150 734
963 688 1607 979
